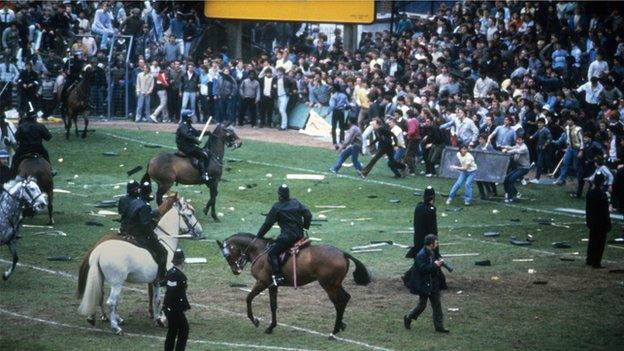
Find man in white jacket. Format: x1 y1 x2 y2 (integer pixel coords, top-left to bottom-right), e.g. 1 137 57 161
135 65 154 122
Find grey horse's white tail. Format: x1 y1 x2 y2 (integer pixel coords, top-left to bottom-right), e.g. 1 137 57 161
78 249 103 316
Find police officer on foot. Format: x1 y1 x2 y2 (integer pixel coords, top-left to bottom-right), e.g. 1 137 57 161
118 180 140 236
162 249 190 351
586 172 611 268
256 184 312 287
176 110 210 183
127 181 168 279
0 149 11 186
404 234 450 333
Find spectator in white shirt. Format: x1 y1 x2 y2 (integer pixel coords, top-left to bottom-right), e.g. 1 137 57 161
587 52 609 81
473 72 499 98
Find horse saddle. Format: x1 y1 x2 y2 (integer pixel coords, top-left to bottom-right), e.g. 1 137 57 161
174 151 209 171
278 238 311 266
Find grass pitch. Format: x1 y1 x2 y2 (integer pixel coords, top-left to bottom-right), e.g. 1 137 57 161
1 126 623 351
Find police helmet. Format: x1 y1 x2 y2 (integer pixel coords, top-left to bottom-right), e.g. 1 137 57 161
140 181 154 201
278 184 290 201
424 186 435 201
126 180 140 195
180 110 193 123
172 249 185 265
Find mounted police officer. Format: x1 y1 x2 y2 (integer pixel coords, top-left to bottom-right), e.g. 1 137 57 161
161 249 190 351
10 107 52 177
61 49 85 101
176 110 210 182
256 184 312 287
118 180 140 236
126 181 168 279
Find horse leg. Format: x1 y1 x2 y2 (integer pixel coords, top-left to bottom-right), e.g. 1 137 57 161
107 284 124 334
205 180 219 221
99 286 109 322
246 281 268 327
265 286 278 334
74 116 79 138
152 282 165 327
322 282 351 336
2 240 18 280
47 192 54 225
148 284 154 319
81 116 89 139
156 183 172 206
65 113 72 140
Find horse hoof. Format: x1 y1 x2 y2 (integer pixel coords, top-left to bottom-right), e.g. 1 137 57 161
156 317 166 328
340 322 347 331
264 327 274 334
100 315 109 322
203 208 208 216
252 318 260 327
2 272 9 281
328 333 336 340
86 316 95 326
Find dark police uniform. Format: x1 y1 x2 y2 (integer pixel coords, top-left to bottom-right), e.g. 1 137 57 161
10 115 52 177
361 124 405 177
162 257 190 351
126 196 167 278
257 188 312 283
0 156 10 186
176 117 209 181
118 181 140 236
62 55 84 98
17 67 39 112
405 246 447 332
585 173 611 268
412 201 438 253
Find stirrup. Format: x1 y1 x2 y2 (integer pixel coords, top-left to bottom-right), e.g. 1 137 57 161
270 275 284 287
202 173 210 182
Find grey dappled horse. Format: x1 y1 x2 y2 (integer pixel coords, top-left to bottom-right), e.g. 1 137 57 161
0 176 47 280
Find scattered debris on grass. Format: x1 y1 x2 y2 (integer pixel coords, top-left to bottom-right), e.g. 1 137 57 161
185 258 207 264
22 224 53 229
97 210 118 216
53 189 71 194
528 269 536 274
484 232 500 237
533 280 548 285
47 256 72 261
102 152 119 156
315 205 346 209
95 200 117 208
513 259 534 262
448 308 460 312
389 199 400 203
230 283 247 288
286 174 325 181
475 260 491 266
33 230 67 237
127 166 143 176
560 257 575 261
351 243 389 251
510 236 532 246
143 144 161 148
552 242 572 249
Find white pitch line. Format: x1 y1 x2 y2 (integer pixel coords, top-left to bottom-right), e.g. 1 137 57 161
105 132 586 219
0 308 317 351
0 259 394 351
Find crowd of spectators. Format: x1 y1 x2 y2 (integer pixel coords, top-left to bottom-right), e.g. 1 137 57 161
2 1 624 209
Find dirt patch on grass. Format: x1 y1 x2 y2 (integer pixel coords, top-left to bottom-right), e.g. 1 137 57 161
91 120 334 150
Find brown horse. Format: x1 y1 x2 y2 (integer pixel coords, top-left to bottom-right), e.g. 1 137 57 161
18 156 54 224
58 65 93 139
217 233 371 336
142 124 242 221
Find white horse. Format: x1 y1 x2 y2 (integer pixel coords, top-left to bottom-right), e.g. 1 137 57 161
77 195 203 334
0 176 47 280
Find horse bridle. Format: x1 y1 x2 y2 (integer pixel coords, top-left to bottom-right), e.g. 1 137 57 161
222 237 267 273
4 180 44 210
156 200 201 239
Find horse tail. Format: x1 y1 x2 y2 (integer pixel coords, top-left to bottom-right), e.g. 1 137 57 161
78 249 104 316
343 252 372 286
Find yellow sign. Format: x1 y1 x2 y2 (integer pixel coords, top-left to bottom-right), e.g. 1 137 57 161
204 0 375 24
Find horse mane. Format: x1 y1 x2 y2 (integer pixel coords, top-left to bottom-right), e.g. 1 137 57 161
230 232 273 244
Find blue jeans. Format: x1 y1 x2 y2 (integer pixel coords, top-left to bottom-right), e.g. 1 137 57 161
181 92 196 117
135 94 151 121
504 168 529 199
557 148 579 183
217 96 235 124
278 95 289 128
92 27 115 50
332 145 363 173
448 170 476 203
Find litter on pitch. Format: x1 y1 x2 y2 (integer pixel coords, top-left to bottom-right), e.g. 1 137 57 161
513 259 534 262
33 230 67 237
315 205 346 209
22 224 53 229
286 174 325 181
185 257 207 264
351 243 389 251
53 189 72 194
351 249 383 253
308 237 322 241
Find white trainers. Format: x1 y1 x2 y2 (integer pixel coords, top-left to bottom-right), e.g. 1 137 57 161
425 173 433 177
445 198 452 205
521 179 527 186
149 114 159 123
529 179 540 184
